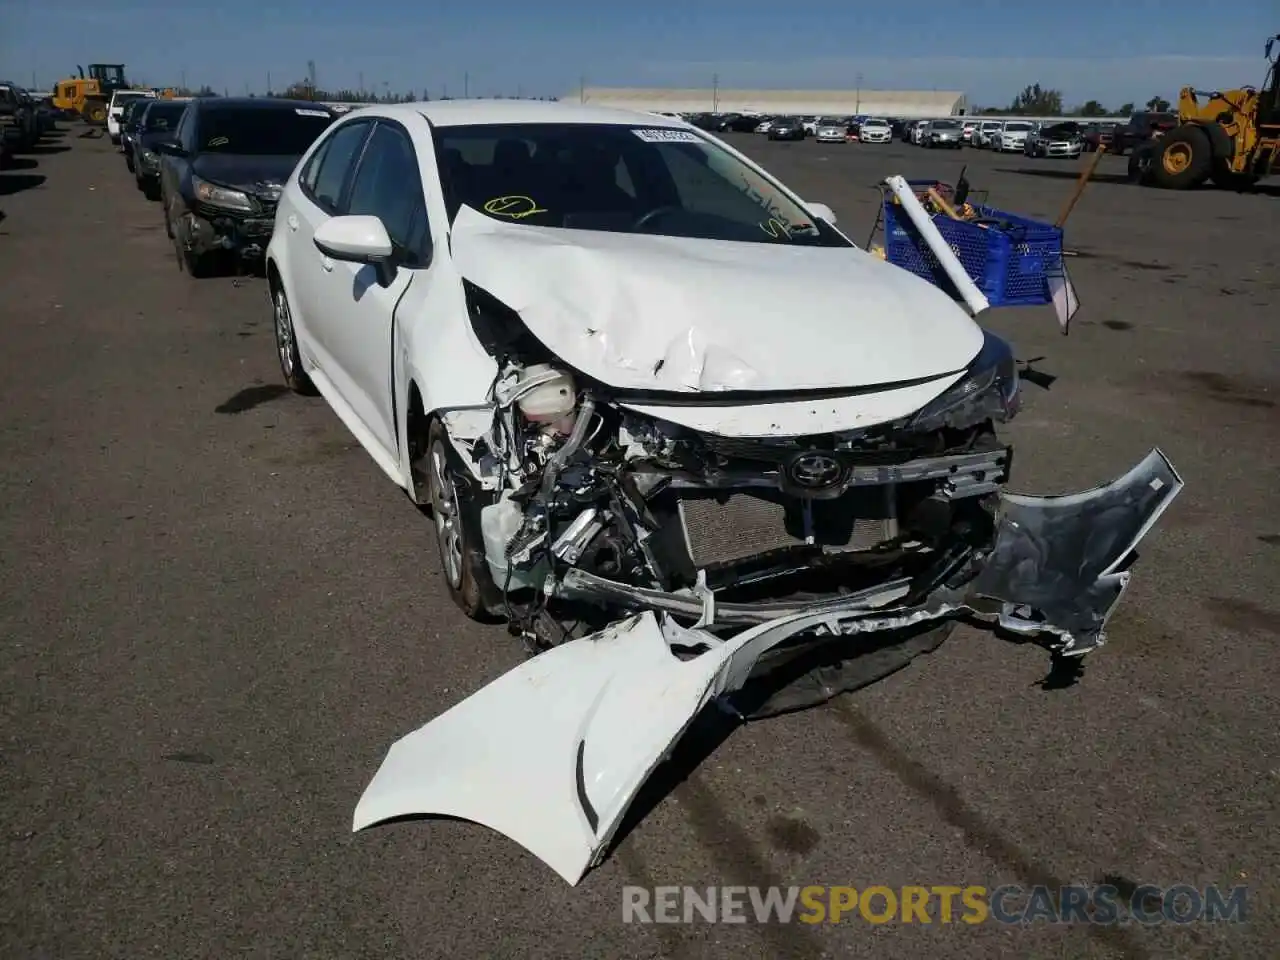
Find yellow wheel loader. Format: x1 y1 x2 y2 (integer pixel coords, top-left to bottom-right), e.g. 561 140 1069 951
1133 34 1280 190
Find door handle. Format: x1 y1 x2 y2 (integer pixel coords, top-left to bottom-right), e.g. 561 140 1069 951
287 214 299 232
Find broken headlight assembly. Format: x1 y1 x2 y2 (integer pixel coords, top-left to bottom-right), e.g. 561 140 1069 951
192 174 254 213
908 331 1019 433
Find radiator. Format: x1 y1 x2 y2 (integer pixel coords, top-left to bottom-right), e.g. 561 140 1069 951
676 488 898 569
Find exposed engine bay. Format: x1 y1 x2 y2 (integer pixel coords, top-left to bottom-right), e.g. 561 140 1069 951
428 282 1174 662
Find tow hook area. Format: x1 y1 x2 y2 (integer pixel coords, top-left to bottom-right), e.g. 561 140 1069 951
181 212 219 255
181 212 266 261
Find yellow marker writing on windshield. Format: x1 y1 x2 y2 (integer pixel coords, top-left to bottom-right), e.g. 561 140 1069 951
483 195 547 220
760 218 791 239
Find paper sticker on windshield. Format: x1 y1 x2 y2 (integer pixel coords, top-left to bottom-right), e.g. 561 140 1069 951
295 108 330 118
483 195 547 220
631 128 701 144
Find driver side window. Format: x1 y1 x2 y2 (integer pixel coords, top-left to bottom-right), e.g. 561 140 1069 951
306 119 373 215
345 122 432 268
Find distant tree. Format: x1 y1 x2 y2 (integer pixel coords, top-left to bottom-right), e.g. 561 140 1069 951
196 85 218 98
1116 102 1135 116
421 88 430 101
1145 95 1171 112
1009 83 1063 115
1075 99 1107 117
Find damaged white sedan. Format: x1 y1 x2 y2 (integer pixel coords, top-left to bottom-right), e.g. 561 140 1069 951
264 101 1182 885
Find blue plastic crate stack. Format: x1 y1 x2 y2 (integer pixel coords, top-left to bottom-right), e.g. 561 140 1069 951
882 182 1065 308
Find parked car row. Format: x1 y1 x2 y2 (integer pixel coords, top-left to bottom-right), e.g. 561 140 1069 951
114 95 337 275
1 81 58 166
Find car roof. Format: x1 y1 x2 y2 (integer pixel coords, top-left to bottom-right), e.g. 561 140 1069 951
193 97 333 113
334 99 693 130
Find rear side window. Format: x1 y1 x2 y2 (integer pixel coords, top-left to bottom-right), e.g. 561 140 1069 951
307 120 373 213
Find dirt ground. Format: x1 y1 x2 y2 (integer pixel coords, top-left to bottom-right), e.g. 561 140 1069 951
1 123 1277 960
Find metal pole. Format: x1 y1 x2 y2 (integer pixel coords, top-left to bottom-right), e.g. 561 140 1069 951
856 72 862 113
359 72 364 96
712 73 719 112
267 71 272 95
181 69 186 92
464 72 469 98
579 74 585 103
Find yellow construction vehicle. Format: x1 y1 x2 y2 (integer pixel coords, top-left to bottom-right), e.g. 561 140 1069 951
1136 34 1280 189
50 63 128 124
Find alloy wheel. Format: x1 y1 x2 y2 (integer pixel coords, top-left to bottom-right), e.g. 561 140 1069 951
429 440 464 589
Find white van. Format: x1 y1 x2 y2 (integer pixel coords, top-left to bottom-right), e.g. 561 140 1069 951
106 90 156 144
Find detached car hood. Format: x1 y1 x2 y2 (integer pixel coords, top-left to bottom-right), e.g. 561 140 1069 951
191 153 299 190
450 204 983 395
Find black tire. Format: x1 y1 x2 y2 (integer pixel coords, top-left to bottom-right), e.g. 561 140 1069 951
172 227 216 278
1208 165 1259 191
1150 126 1211 189
141 179 160 201
271 285 316 395
124 151 135 173
423 419 501 620
1127 148 1154 184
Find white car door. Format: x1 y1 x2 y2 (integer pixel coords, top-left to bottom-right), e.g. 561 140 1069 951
288 117 376 379
311 118 437 461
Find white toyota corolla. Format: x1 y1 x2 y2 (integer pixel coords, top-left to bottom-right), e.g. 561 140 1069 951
264 100 1180 886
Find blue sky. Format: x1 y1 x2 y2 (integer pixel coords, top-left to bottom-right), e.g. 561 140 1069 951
1 0 1274 107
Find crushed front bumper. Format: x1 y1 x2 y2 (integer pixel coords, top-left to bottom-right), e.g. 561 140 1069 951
353 448 1181 884
182 207 276 259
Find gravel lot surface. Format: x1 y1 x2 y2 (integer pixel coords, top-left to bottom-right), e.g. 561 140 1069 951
2 124 1276 959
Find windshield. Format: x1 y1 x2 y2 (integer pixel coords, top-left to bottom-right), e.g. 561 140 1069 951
143 103 187 132
818 117 844 126
862 119 888 127
435 122 851 248
195 106 334 156
1043 123 1081 137
1004 122 1032 132
115 93 148 104
932 120 960 129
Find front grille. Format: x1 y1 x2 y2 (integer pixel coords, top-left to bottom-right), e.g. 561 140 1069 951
700 434 800 462
677 488 897 569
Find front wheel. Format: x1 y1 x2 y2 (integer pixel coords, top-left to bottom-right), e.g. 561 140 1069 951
1151 126 1211 190
272 286 316 395
424 420 500 620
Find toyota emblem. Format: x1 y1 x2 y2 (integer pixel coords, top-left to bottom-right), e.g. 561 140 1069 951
788 452 843 490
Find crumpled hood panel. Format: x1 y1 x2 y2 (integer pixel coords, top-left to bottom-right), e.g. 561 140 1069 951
449 205 983 393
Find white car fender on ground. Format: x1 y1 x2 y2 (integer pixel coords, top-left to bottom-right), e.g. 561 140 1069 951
353 612 730 885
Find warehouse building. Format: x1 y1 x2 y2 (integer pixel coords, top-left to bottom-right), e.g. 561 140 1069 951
571 87 968 118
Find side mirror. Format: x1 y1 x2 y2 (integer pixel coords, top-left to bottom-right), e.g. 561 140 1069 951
314 215 397 287
805 201 837 226
154 139 185 157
